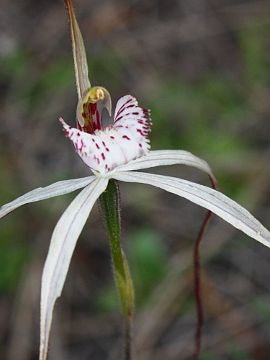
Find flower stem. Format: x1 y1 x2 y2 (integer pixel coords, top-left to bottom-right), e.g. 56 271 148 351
100 180 134 360
192 177 217 360
192 210 212 360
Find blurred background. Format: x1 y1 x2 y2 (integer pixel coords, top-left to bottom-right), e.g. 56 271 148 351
1 0 270 359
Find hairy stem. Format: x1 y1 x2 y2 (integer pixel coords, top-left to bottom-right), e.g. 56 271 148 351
100 180 134 360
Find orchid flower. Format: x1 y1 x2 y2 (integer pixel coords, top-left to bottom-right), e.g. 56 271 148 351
1 1 270 359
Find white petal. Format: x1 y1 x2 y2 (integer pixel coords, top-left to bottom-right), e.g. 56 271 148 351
115 150 215 180
114 95 138 119
61 108 151 175
113 171 270 248
39 177 108 360
0 177 94 219
113 95 151 143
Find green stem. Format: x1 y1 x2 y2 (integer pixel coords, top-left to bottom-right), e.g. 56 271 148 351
100 180 134 359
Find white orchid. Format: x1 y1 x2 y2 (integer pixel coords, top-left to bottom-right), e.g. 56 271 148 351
1 1 270 359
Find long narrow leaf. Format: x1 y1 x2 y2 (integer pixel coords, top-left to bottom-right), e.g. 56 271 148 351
0 176 94 219
65 0 90 99
115 150 215 181
113 171 270 248
39 177 108 360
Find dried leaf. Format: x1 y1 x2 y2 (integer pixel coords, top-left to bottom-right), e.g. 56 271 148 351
65 0 91 99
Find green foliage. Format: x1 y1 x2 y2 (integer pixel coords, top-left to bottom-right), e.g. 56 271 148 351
0 48 29 75
96 286 119 313
127 228 167 306
0 218 30 292
239 24 268 86
200 346 253 360
225 343 253 360
37 58 74 91
96 228 167 312
148 75 249 159
87 51 123 87
199 353 217 360
25 58 74 108
251 296 270 323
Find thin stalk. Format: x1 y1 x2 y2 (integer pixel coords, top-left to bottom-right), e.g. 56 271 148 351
100 180 134 360
192 177 217 360
192 210 212 360
124 309 132 359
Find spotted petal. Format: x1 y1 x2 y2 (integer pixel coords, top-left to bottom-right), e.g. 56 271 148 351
0 177 94 219
40 177 108 360
114 95 151 149
113 171 270 249
61 95 151 174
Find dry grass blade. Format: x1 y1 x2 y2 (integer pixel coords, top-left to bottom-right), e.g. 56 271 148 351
64 0 91 99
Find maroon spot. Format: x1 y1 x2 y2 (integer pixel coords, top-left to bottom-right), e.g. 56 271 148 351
101 153 105 160
132 112 139 115
110 136 115 139
102 141 106 147
77 132 80 136
139 143 142 148
106 147 110 152
115 97 135 117
96 144 100 149
122 135 130 140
